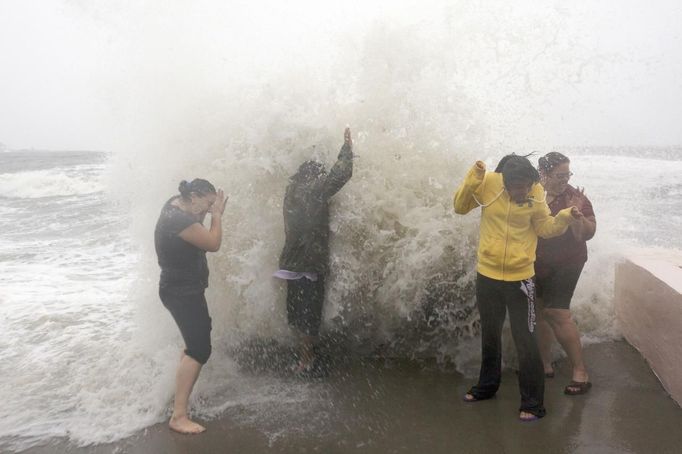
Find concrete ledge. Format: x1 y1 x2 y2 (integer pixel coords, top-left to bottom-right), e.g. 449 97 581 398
615 253 682 406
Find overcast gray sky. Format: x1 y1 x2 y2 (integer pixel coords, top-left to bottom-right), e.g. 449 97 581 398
1 0 681 151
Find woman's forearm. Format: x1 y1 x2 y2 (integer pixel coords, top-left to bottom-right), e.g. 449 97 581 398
209 214 223 250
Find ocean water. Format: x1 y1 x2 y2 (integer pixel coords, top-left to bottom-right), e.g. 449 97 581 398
1 147 681 451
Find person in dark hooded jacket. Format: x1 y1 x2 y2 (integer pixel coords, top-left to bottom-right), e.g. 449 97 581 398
274 127 353 373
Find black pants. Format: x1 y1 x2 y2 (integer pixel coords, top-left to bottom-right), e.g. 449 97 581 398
536 262 585 310
159 288 212 364
286 276 325 337
469 273 545 417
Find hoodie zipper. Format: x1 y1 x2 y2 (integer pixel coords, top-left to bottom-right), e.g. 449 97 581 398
502 196 511 280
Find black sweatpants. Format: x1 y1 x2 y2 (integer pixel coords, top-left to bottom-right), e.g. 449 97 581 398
469 273 545 417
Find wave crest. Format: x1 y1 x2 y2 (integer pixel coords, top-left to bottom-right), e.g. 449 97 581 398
0 167 104 199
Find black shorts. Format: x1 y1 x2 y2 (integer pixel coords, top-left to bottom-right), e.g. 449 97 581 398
159 288 212 364
286 276 325 337
535 263 585 310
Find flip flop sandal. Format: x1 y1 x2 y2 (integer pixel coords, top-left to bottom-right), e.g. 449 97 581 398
462 393 480 402
462 389 495 402
564 381 592 395
519 413 541 422
463 394 476 402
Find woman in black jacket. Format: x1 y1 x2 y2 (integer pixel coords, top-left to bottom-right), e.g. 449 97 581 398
274 128 353 374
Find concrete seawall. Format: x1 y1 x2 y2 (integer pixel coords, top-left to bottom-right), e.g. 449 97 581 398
615 252 682 406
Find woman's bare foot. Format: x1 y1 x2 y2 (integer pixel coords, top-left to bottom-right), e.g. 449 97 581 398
169 415 206 434
291 359 313 375
544 360 558 378
571 369 589 383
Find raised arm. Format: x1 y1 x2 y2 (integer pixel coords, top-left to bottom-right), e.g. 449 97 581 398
322 127 354 200
179 189 227 252
453 161 486 214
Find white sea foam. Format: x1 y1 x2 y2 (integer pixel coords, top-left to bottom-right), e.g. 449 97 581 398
102 0 593 365
0 166 104 199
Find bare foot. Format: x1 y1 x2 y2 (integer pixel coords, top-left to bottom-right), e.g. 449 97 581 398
169 415 206 434
291 359 314 374
571 370 589 383
293 364 310 376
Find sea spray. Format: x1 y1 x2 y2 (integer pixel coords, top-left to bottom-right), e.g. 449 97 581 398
102 1 597 366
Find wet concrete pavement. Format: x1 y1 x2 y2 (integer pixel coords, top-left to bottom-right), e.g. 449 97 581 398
17 341 682 454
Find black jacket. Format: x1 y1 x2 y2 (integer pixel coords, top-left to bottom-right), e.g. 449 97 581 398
279 143 353 274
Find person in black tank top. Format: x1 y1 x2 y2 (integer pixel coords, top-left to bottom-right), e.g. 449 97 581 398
154 178 227 435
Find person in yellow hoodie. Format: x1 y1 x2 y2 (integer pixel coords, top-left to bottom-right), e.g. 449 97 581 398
453 154 583 422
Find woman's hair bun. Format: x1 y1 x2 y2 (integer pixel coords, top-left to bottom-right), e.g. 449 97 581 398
178 180 191 196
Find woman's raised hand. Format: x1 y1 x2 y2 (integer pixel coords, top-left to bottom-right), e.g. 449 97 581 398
344 127 352 149
568 186 586 212
570 206 584 220
211 189 228 217
474 160 486 177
